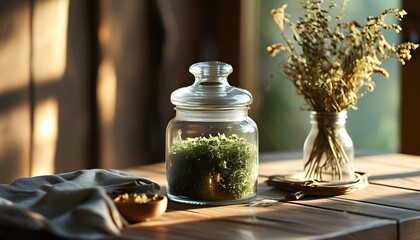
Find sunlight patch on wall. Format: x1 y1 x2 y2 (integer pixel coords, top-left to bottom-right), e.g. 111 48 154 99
31 0 69 83
97 59 117 126
0 5 31 95
97 58 117 167
30 0 70 176
31 98 58 176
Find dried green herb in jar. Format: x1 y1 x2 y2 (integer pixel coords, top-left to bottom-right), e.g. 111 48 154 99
167 133 257 201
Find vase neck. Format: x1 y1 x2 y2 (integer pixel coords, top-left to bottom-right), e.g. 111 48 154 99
310 111 347 125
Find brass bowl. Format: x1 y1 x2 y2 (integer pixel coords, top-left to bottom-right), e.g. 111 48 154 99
114 194 167 223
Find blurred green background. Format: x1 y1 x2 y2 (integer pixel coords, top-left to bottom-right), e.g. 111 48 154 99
257 0 401 154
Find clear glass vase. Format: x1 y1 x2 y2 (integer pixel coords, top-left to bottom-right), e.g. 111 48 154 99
303 111 355 181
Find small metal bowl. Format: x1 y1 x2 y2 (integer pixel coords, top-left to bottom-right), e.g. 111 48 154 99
114 193 168 223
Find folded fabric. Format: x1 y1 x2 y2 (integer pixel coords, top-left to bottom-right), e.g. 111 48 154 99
0 169 160 239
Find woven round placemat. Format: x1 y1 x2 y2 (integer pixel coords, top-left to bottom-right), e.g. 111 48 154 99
266 172 369 197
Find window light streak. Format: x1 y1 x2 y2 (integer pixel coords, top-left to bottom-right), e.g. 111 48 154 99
97 58 117 167
31 98 58 176
0 5 30 95
31 0 69 83
97 59 117 126
30 0 69 176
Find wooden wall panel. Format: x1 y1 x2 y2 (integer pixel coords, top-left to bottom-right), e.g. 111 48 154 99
97 0 156 169
0 0 95 182
54 0 95 173
0 0 32 183
401 0 420 155
31 0 94 175
31 0 70 176
0 0 244 181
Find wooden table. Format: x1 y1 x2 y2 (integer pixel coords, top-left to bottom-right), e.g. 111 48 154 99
121 153 420 240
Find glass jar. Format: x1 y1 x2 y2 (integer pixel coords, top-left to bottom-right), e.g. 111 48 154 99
166 61 258 205
303 111 355 181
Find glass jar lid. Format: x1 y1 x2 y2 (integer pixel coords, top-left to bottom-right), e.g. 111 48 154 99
171 61 253 110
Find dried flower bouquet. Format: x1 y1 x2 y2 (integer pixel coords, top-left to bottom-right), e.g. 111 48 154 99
267 0 418 181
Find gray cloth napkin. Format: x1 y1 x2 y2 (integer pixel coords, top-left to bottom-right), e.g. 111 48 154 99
0 169 160 239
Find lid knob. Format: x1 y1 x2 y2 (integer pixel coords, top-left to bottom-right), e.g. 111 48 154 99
171 61 252 110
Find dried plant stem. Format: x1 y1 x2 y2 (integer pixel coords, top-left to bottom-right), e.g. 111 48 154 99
268 0 418 181
268 1 418 112
304 123 352 181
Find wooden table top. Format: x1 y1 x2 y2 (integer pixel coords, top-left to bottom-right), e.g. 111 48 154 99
120 153 420 240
